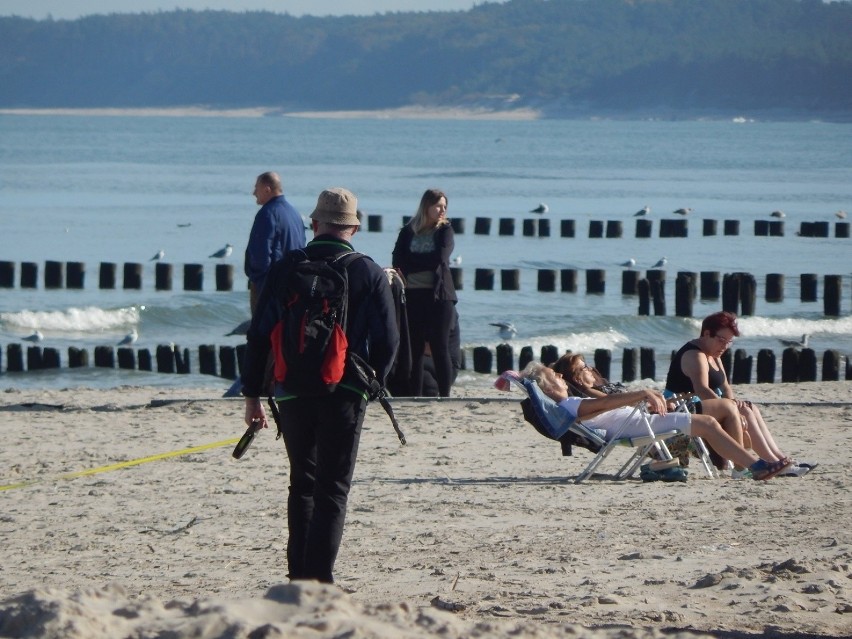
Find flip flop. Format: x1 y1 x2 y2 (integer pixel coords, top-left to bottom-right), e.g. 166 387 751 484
749 458 788 481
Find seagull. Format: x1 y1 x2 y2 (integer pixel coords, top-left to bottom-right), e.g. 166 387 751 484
770 210 786 218
117 328 138 346
451 256 462 266
489 321 517 340
779 334 809 348
619 258 636 269
225 319 252 336
651 257 668 269
22 330 44 343
634 205 650 217
673 207 692 216
530 203 549 214
209 243 233 259
177 222 192 228
150 249 165 261
836 210 847 219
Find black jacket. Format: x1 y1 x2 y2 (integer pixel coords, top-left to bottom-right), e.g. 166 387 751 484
241 235 400 398
392 223 457 302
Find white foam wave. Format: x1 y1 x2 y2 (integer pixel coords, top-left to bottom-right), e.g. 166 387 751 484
0 306 140 333
684 315 852 338
466 329 629 354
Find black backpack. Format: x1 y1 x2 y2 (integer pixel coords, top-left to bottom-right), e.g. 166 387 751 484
270 250 364 396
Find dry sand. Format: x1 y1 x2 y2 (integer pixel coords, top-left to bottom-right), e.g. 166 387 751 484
1 381 851 638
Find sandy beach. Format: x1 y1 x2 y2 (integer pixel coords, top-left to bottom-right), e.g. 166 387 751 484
1 380 850 638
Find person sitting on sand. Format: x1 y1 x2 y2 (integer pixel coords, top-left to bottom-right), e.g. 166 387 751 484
665 311 816 477
520 361 788 481
551 352 751 471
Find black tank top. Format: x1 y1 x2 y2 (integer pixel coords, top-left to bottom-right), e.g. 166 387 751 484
666 342 727 393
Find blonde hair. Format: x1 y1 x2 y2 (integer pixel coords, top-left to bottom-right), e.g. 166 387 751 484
409 188 449 234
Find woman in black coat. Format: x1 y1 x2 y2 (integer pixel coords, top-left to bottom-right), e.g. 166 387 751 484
392 188 458 397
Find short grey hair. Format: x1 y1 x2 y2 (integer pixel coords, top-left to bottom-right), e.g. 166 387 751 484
520 361 549 385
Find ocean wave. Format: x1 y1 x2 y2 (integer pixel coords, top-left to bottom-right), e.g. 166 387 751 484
693 315 852 338
0 306 140 333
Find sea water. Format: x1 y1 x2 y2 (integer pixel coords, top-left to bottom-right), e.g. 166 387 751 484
1 114 851 391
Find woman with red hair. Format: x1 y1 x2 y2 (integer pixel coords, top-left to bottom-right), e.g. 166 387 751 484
666 311 815 478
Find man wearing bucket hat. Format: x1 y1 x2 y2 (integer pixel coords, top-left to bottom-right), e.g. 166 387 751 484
241 187 399 584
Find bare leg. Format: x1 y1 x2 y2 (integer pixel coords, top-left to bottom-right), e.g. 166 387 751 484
689 415 760 470
739 403 786 462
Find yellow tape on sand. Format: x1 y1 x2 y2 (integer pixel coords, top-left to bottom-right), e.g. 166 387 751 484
0 437 240 492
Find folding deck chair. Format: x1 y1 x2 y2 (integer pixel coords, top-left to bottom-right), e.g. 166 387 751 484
496 371 684 483
662 390 719 478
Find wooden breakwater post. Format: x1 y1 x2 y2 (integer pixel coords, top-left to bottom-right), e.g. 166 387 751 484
155 263 173 291
589 220 604 238
561 269 577 293
517 346 533 372
474 268 495 290
99 262 117 289
541 345 559 366
501 269 520 291
219 345 238 379
20 262 38 288
593 349 611 381
117 347 136 370
68 346 89 368
538 269 557 292
800 274 818 302
675 271 696 317
621 270 639 295
215 264 234 291
498 218 515 236
635 219 652 238
756 349 776 383
0 261 14 288
560 220 575 238
124 263 142 289
44 260 64 289
450 218 465 234
822 350 841 381
184 264 203 291
66 262 85 289
496 343 513 374
622 347 639 382
731 349 752 385
647 269 666 316
474 217 491 235
522 219 537 237
640 347 655 380
824 275 842 316
765 273 784 303
473 346 492 374
586 269 605 294
722 272 757 316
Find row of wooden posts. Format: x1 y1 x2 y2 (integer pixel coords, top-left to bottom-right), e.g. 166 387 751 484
2 342 849 385
1 259 847 318
368 215 850 239
0 260 236 292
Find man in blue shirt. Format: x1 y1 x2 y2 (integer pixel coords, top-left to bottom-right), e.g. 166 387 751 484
244 171 306 312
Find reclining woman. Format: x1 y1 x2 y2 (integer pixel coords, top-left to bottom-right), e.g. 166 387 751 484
551 352 749 470
521 361 788 481
665 311 815 477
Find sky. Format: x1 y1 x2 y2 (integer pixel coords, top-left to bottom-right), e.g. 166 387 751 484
0 0 504 20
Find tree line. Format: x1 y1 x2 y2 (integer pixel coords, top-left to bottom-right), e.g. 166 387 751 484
1 0 850 117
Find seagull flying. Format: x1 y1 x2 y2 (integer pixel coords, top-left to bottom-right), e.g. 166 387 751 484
779 334 809 348
634 205 650 217
177 222 192 228
620 258 636 269
651 257 668 269
117 328 138 346
673 207 692 216
150 249 165 261
23 330 44 343
489 321 517 340
770 210 786 218
209 243 233 259
530 203 549 214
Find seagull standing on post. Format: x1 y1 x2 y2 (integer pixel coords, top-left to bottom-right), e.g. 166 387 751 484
530 203 549 214
634 205 650 217
117 328 138 346
620 258 636 269
209 243 233 259
651 257 668 269
23 330 44 342
770 210 786 218
150 249 165 261
673 207 692 216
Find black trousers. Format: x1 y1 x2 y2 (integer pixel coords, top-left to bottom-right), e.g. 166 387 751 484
277 392 367 583
406 289 455 397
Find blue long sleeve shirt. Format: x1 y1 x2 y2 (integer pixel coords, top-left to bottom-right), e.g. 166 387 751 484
244 194 306 288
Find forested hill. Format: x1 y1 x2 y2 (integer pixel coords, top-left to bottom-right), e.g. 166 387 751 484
1 0 851 118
